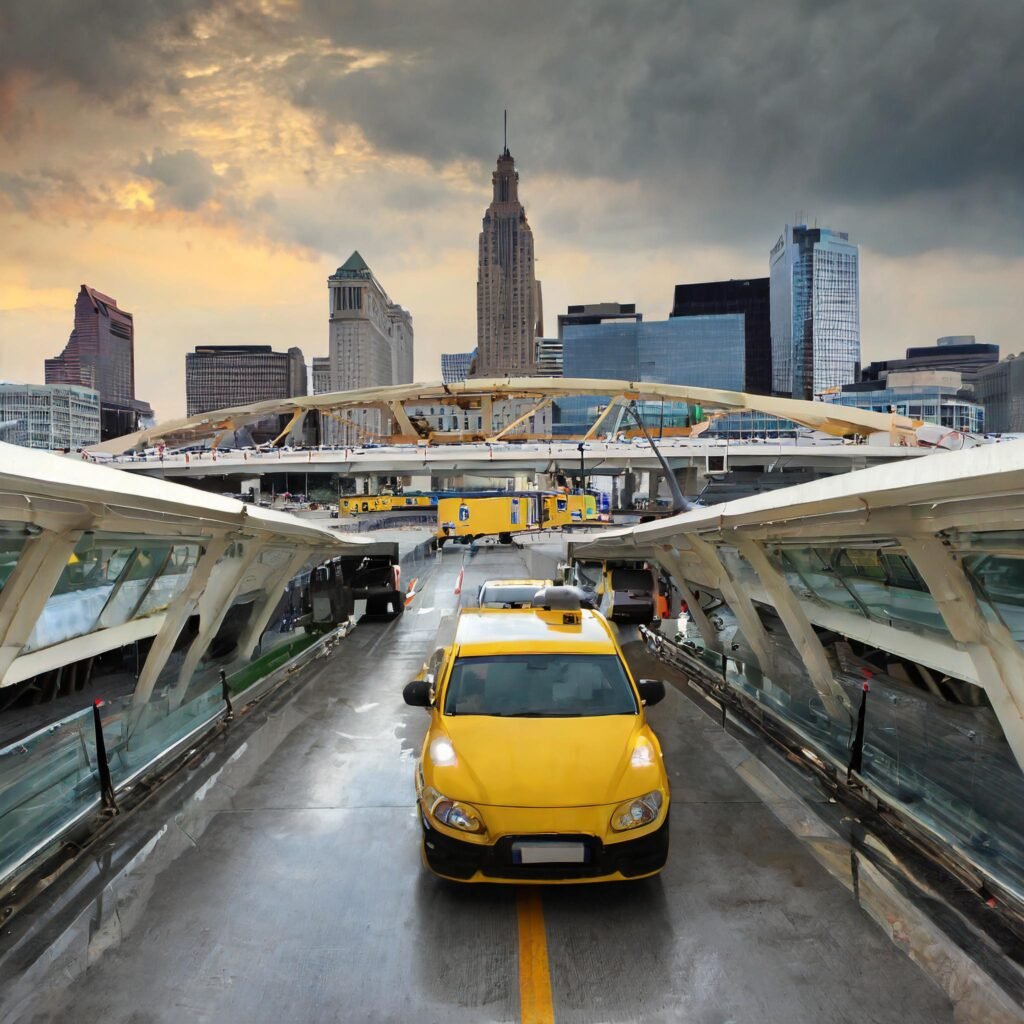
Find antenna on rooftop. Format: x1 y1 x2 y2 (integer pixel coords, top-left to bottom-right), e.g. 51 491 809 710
504 109 508 154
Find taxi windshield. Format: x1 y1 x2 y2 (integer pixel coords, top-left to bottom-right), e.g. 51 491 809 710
443 653 638 717
478 585 542 607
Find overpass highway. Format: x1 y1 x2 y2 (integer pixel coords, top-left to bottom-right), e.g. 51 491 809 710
98 437 930 481
10 547 961 1024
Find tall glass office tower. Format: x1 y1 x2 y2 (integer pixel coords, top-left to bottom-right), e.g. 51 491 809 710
769 225 860 399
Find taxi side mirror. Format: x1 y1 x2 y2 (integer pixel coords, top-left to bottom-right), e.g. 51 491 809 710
403 680 432 708
637 679 666 707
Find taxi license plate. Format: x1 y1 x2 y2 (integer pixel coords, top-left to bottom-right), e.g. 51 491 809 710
512 842 586 864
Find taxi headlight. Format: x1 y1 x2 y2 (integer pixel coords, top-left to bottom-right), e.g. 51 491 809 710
610 790 663 832
420 785 486 834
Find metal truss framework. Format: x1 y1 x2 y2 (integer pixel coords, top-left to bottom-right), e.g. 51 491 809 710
0 442 374 699
571 442 1024 772
88 378 921 454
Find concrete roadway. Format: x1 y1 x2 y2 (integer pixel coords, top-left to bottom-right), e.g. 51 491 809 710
22 547 954 1024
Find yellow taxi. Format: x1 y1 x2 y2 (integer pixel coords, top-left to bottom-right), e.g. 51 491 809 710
403 587 670 882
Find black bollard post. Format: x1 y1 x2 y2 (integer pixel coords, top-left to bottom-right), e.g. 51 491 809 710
847 680 870 781
91 699 118 813
220 669 233 720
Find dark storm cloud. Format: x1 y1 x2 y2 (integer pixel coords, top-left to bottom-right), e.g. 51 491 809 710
283 0 1024 252
135 148 223 211
2 0 1022 257
0 0 217 114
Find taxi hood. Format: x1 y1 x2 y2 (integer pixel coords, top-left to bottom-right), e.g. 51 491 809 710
436 715 648 807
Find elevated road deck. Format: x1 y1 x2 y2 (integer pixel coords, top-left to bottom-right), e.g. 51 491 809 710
3 547 972 1024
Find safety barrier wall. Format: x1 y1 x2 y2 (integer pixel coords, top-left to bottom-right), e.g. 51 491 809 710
571 443 1024 907
0 442 379 892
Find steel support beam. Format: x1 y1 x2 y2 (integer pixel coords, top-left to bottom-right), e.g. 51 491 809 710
387 401 418 440
487 398 551 443
734 536 851 720
167 541 266 710
0 529 83 686
900 535 1024 771
686 534 772 671
655 544 721 653
583 398 621 442
233 548 312 662
131 537 233 708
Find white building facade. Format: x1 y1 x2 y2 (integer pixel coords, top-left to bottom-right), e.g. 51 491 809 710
0 382 101 450
321 252 414 443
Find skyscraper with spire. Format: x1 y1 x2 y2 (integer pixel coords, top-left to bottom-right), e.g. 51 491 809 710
474 123 543 377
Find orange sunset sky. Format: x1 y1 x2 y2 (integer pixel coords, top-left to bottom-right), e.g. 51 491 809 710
2 1 1022 420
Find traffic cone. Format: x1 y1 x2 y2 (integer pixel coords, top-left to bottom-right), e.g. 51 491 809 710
454 566 464 595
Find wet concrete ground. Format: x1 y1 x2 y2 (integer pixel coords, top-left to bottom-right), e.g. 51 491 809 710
15 546 954 1023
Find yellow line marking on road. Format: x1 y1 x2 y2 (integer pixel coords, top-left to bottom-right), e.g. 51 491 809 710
517 887 555 1024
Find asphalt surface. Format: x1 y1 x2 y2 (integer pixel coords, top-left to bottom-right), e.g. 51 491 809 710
17 546 954 1023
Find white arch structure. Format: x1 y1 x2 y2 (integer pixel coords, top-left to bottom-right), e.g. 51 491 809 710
89 378 921 454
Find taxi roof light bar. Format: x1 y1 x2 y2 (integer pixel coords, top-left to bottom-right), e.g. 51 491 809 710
531 585 589 624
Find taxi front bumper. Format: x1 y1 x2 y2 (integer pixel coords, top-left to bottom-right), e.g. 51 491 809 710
420 813 670 883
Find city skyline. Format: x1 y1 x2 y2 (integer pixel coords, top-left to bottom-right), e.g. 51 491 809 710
2 2 1022 418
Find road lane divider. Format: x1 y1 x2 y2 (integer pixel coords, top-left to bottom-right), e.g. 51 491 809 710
517 887 554 1024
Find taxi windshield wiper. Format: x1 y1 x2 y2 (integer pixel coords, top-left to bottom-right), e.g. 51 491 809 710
505 711 583 717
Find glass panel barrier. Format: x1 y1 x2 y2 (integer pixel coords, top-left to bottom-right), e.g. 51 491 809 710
661 586 1024 900
963 552 1024 645
0 550 355 886
855 662 1024 898
0 707 100 883
23 537 203 652
135 544 200 618
0 526 29 594
833 548 947 632
773 547 866 614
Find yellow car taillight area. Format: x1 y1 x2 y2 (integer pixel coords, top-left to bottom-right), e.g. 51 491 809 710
610 790 664 832
421 785 486 834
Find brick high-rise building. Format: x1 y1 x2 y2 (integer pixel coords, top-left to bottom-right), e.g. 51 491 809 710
185 345 307 415
474 144 542 376
185 344 308 444
45 285 153 438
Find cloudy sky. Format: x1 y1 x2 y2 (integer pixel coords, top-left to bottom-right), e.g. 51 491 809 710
1 0 1022 418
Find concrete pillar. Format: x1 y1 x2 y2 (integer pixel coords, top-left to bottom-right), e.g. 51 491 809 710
405 473 431 492
620 472 636 509
645 470 662 504
674 467 699 501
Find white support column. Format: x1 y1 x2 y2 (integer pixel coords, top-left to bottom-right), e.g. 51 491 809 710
0 529 83 686
686 534 772 670
166 540 266 709
901 535 1024 771
734 536 851 721
131 537 233 707
655 544 721 652
233 548 312 662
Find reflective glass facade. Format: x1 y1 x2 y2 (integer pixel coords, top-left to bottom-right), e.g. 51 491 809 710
556 317 745 434
441 350 476 384
770 225 860 399
671 278 771 394
821 385 984 432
